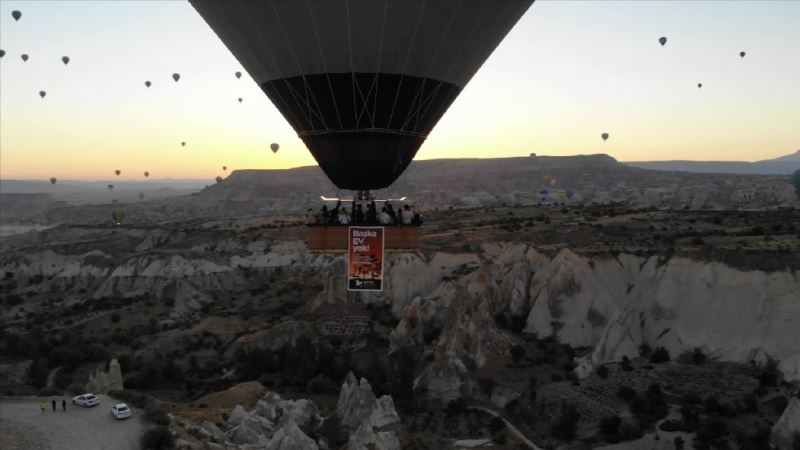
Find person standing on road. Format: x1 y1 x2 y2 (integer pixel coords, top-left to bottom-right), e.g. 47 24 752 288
51 399 56 411
40 401 46 412
62 398 67 411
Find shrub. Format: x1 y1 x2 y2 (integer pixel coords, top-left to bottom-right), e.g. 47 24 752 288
599 415 621 435
616 386 637 401
621 356 633 372
550 402 580 441
489 416 505 433
38 386 62 396
510 345 525 365
478 377 496 396
144 406 170 426
649 347 670 363
596 365 609 378
674 436 685 450
306 374 338 395
140 426 174 450
110 313 121 323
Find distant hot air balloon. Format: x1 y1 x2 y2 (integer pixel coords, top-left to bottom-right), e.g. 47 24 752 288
115 169 121 176
172 73 180 82
739 51 746 58
190 0 533 190
50 177 57 185
145 80 151 88
112 209 125 225
12 10 21 21
61 56 70 65
659 36 667 46
107 184 114 192
39 91 46 98
601 133 609 141
21 54 29 62
270 143 279 154
697 83 702 88
138 192 145 200
0 49 5 58
235 71 242 79
215 176 223 183
222 165 227 171
238 97 243 103
144 171 150 178
181 141 186 147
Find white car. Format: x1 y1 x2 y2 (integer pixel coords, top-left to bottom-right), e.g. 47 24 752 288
72 394 99 407
110 403 131 420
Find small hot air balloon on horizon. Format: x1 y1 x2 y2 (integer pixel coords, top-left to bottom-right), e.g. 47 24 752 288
698 83 703 88
61 56 70 65
270 143 279 154
145 80 151 88
138 192 145 200
107 184 114 192
181 141 186 147
21 54 29 62
740 51 746 58
235 71 242 79
39 91 46 98
144 171 150 178
12 10 21 21
172 73 180 82
659 36 667 46
50 177 57 185
238 97 243 103
601 133 609 141
215 176 223 183
115 169 121 176
222 165 227 171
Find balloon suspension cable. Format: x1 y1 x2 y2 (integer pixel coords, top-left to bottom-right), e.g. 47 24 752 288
355 190 374 202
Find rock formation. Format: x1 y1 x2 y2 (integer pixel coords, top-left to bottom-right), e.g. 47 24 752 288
336 372 401 450
771 397 800 449
85 358 123 394
224 391 321 449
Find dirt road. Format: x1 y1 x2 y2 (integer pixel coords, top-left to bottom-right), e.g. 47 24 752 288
0 395 144 450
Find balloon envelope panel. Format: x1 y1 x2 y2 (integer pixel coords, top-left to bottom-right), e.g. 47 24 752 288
191 0 532 190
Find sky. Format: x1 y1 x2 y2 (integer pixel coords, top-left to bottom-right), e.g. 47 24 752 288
0 0 798 181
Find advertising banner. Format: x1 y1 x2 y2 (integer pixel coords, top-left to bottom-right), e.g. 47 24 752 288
347 226 384 291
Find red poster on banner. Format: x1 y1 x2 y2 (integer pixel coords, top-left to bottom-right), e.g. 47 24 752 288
348 226 384 291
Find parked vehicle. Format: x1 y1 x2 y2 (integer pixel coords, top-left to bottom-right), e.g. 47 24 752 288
72 394 99 407
110 403 131 420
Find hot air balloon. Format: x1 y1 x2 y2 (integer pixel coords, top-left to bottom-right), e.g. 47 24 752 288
181 141 186 147
144 171 150 178
601 133 609 141
145 81 151 88
270 143 279 154
235 71 242 79
190 0 533 190
659 36 667 46
12 10 21 21
0 49 5 58
138 192 145 200
21 54 28 62
739 51 746 58
50 177 57 185
172 73 180 82
697 83 702 88
39 91 46 98
61 56 70 65
222 165 227 171
238 97 243 103
107 184 114 192
115 169 121 176
215 176 223 183
112 209 125 225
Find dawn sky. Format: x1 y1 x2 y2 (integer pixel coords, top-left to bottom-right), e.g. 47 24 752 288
1 0 798 181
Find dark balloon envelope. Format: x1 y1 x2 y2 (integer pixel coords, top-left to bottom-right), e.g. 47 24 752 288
659 36 667 46
62 56 70 65
0 49 5 58
145 81 151 87
21 54 28 62
190 0 533 190
12 10 21 21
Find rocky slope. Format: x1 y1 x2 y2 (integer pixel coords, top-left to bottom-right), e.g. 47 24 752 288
3 229 798 384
